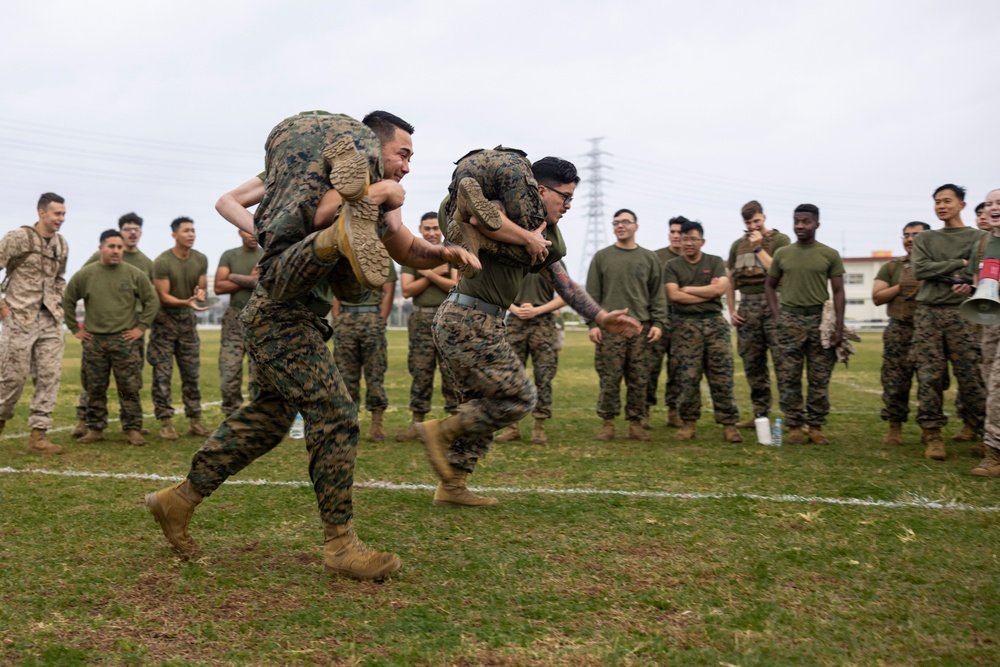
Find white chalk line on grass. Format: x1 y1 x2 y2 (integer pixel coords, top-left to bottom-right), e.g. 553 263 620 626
2 466 998 513
0 402 223 440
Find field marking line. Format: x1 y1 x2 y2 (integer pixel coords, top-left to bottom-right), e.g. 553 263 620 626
2 466 998 513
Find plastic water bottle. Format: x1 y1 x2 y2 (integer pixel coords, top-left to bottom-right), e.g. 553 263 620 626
771 418 783 447
289 413 305 439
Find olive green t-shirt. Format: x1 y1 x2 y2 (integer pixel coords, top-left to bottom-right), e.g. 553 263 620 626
768 242 845 308
218 245 264 310
341 263 397 307
586 245 668 328
402 263 451 308
663 253 728 315
61 262 158 334
514 270 556 306
152 249 209 302
654 246 681 267
912 226 986 306
455 224 567 309
86 248 154 280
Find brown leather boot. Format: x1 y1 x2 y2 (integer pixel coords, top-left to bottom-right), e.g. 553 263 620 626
495 423 522 442
735 417 757 430
369 409 386 442
433 469 499 507
922 428 946 460
722 425 744 443
71 419 87 438
314 197 390 289
77 428 105 444
786 426 807 444
808 427 830 445
952 425 980 442
675 422 696 441
395 413 424 442
27 428 63 454
883 422 903 445
531 418 547 444
126 430 146 446
667 408 684 428
455 177 502 231
627 420 651 441
971 446 1000 477
322 135 370 202
415 415 467 483
159 418 179 441
145 479 203 558
323 521 401 580
187 417 212 437
596 419 616 441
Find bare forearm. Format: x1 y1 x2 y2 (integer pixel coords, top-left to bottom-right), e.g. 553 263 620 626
228 273 258 290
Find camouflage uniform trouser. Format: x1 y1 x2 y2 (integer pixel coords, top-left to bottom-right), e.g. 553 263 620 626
219 306 248 417
646 317 678 410
596 324 654 422
735 295 780 416
433 300 537 473
77 334 145 422
911 304 985 431
147 309 201 420
187 288 359 524
332 311 388 412
407 309 458 415
880 319 916 423
774 310 835 428
506 312 560 419
979 324 1000 454
81 334 144 431
670 315 739 424
0 309 64 430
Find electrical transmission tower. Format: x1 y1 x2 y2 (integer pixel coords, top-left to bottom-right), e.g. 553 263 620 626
579 137 612 278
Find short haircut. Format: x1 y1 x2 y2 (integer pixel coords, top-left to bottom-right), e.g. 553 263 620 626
668 216 690 229
680 220 704 238
975 202 986 214
794 203 820 220
119 212 143 228
933 183 966 201
171 216 194 233
741 200 764 221
100 229 123 244
362 110 415 144
613 208 637 222
420 211 438 223
37 192 64 210
903 221 931 232
532 157 580 187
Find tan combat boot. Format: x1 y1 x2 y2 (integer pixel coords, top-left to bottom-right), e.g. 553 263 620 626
735 417 757 430
531 418 547 444
455 177 502 231
722 425 744 443
433 468 499 507
71 419 87 438
369 409 386 442
77 428 105 444
952 425 980 443
145 479 203 559
395 413 423 442
785 426 806 444
322 135 370 202
187 417 212 437
314 197 389 290
971 446 1000 477
159 418 179 441
922 428 946 460
675 422 696 441
883 422 903 445
639 415 651 430
495 423 522 443
627 420 651 441
27 429 63 454
415 415 467 483
667 408 684 428
808 427 830 445
596 419 616 441
323 521 401 580
126 430 146 446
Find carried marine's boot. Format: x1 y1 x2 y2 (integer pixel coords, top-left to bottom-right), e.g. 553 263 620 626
531 418 548 444
71 419 87 438
952 425 981 443
667 408 684 428
786 426 807 444
596 418 615 441
322 520 401 580
627 420 651 441
187 417 212 437
159 418 179 441
433 468 499 507
445 217 487 278
314 198 390 290
27 428 63 454
322 135 370 203
735 417 757 430
675 422 696 441
883 422 903 445
722 425 744 443
971 446 1000 478
922 428 946 461
495 423 522 443
76 428 105 444
369 409 386 442
145 479 203 559
126 429 146 447
395 412 424 442
415 415 468 483
455 177 502 231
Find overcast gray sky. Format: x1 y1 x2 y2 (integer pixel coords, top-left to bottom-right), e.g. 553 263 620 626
2 0 996 279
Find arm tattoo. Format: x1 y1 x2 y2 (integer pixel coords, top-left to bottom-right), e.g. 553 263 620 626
547 261 602 322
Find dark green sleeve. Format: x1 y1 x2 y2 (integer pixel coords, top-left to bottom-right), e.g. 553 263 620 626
648 254 668 330
136 273 159 330
61 273 83 332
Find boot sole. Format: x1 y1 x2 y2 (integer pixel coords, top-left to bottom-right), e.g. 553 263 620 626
145 491 199 558
457 178 502 231
432 498 499 508
340 198 390 290
445 219 480 279
414 421 455 483
323 136 369 202
324 556 401 581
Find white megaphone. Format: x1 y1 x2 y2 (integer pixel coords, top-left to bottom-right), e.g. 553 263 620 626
960 258 1000 324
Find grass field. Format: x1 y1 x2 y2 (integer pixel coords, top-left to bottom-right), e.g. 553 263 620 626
2 329 998 666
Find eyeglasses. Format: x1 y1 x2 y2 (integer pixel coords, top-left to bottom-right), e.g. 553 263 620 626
611 219 635 227
681 236 704 243
545 185 573 205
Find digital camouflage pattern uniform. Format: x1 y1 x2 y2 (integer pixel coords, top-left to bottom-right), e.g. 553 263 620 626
876 257 920 423
506 268 562 419
62 261 158 431
185 111 386 526
911 227 987 431
333 263 397 412
587 245 668 423
728 229 790 417
647 245 680 412
768 242 844 428
0 226 68 431
401 264 458 415
148 248 209 420
217 244 263 416
664 253 739 425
